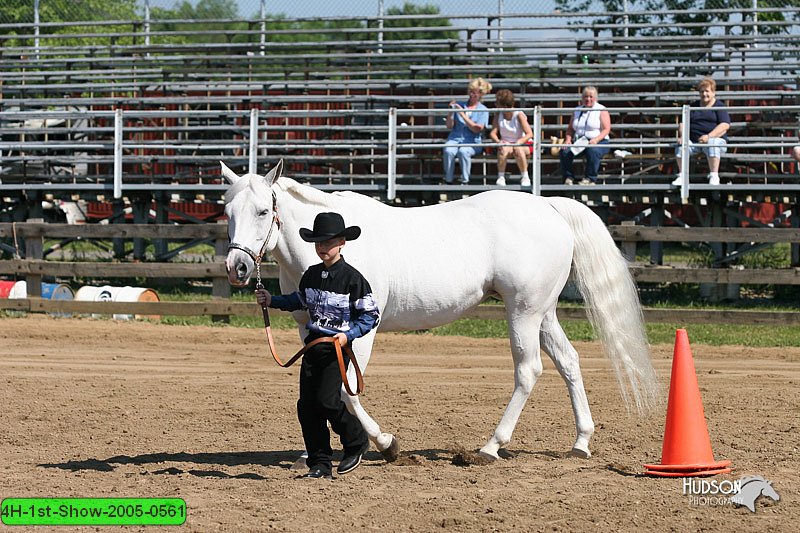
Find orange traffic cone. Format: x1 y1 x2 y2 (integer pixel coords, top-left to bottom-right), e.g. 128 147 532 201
644 329 732 477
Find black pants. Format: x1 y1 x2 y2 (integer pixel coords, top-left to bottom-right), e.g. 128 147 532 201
298 340 367 474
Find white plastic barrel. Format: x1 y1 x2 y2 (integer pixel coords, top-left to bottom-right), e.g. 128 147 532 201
8 280 26 299
75 285 117 318
76 285 159 320
112 286 160 320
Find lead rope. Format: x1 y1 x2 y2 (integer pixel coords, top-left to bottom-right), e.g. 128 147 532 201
250 206 363 396
256 296 364 396
255 282 364 396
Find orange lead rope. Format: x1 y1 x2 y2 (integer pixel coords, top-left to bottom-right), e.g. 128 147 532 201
258 303 364 396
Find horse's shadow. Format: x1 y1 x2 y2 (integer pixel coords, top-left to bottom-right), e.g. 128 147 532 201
38 448 460 479
38 448 596 479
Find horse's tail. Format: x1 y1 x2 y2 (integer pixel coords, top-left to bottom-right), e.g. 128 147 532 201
547 197 660 415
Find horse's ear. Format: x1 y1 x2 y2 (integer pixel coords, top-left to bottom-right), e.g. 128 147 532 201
220 161 241 184
263 159 284 186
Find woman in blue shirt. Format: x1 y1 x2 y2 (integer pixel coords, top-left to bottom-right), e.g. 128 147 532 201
443 78 492 184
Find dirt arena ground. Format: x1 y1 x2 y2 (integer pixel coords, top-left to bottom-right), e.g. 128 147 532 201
0 315 797 531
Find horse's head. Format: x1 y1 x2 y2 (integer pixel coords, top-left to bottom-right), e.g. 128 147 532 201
222 160 283 287
761 480 780 502
732 476 781 512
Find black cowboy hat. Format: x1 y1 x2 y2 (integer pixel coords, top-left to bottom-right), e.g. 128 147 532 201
299 212 361 242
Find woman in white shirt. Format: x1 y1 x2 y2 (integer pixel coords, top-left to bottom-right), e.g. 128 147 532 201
560 86 611 185
489 89 533 187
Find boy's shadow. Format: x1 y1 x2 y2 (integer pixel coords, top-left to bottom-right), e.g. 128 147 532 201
38 450 302 480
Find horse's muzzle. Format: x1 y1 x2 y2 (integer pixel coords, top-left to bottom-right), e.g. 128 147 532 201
225 253 253 287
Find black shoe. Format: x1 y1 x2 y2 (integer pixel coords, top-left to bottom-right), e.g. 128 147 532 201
337 442 369 475
296 468 332 480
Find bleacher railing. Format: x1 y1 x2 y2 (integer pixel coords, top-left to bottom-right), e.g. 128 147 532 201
2 104 800 202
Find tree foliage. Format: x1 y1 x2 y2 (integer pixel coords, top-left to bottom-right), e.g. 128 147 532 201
0 0 458 52
149 0 245 44
554 0 798 37
0 0 137 25
380 2 458 41
0 0 138 46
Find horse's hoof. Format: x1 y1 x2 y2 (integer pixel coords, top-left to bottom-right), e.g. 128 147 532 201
380 436 399 462
290 454 308 471
569 447 591 459
477 450 499 462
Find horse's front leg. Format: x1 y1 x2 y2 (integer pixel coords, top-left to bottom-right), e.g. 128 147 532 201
342 329 399 462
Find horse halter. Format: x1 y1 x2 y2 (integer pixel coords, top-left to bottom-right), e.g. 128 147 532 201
227 190 281 288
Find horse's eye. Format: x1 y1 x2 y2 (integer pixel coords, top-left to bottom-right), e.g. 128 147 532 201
258 210 270 217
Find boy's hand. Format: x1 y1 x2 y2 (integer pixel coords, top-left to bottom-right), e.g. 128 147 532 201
334 332 348 347
255 288 271 308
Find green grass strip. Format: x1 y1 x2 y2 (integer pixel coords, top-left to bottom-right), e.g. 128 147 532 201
156 314 800 347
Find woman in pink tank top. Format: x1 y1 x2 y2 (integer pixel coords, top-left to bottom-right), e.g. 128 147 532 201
489 89 533 187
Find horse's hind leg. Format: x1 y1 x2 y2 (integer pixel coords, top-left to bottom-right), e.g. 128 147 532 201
341 330 399 462
479 310 543 460
540 310 595 458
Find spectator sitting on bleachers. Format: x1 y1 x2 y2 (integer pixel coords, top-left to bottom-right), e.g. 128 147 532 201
443 78 492 185
489 89 533 187
792 145 800 165
560 86 611 185
672 77 731 187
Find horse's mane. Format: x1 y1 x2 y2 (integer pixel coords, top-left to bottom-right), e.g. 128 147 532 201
278 176 386 210
225 172 387 212
276 177 333 207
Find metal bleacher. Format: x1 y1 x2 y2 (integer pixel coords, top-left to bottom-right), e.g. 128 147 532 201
1 7 800 228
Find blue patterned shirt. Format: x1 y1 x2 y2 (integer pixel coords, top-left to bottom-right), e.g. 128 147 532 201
269 256 380 343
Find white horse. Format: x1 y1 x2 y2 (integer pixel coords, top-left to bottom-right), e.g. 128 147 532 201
222 160 659 462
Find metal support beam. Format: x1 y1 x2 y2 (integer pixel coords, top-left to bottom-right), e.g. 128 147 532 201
532 106 541 195
114 108 123 199
249 108 259 175
387 107 397 201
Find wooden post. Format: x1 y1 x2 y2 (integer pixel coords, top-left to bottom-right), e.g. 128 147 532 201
705 200 726 302
792 200 800 268
132 193 149 260
153 191 169 259
26 190 44 220
112 199 126 258
620 220 637 261
212 220 231 323
649 204 664 265
24 218 44 298
725 207 740 300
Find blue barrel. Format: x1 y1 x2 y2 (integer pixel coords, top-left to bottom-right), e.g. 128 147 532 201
41 282 75 300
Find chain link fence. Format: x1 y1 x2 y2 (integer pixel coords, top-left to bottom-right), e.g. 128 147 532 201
1 0 797 24
1 0 797 54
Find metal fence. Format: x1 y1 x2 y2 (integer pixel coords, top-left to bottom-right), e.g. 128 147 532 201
3 104 799 201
